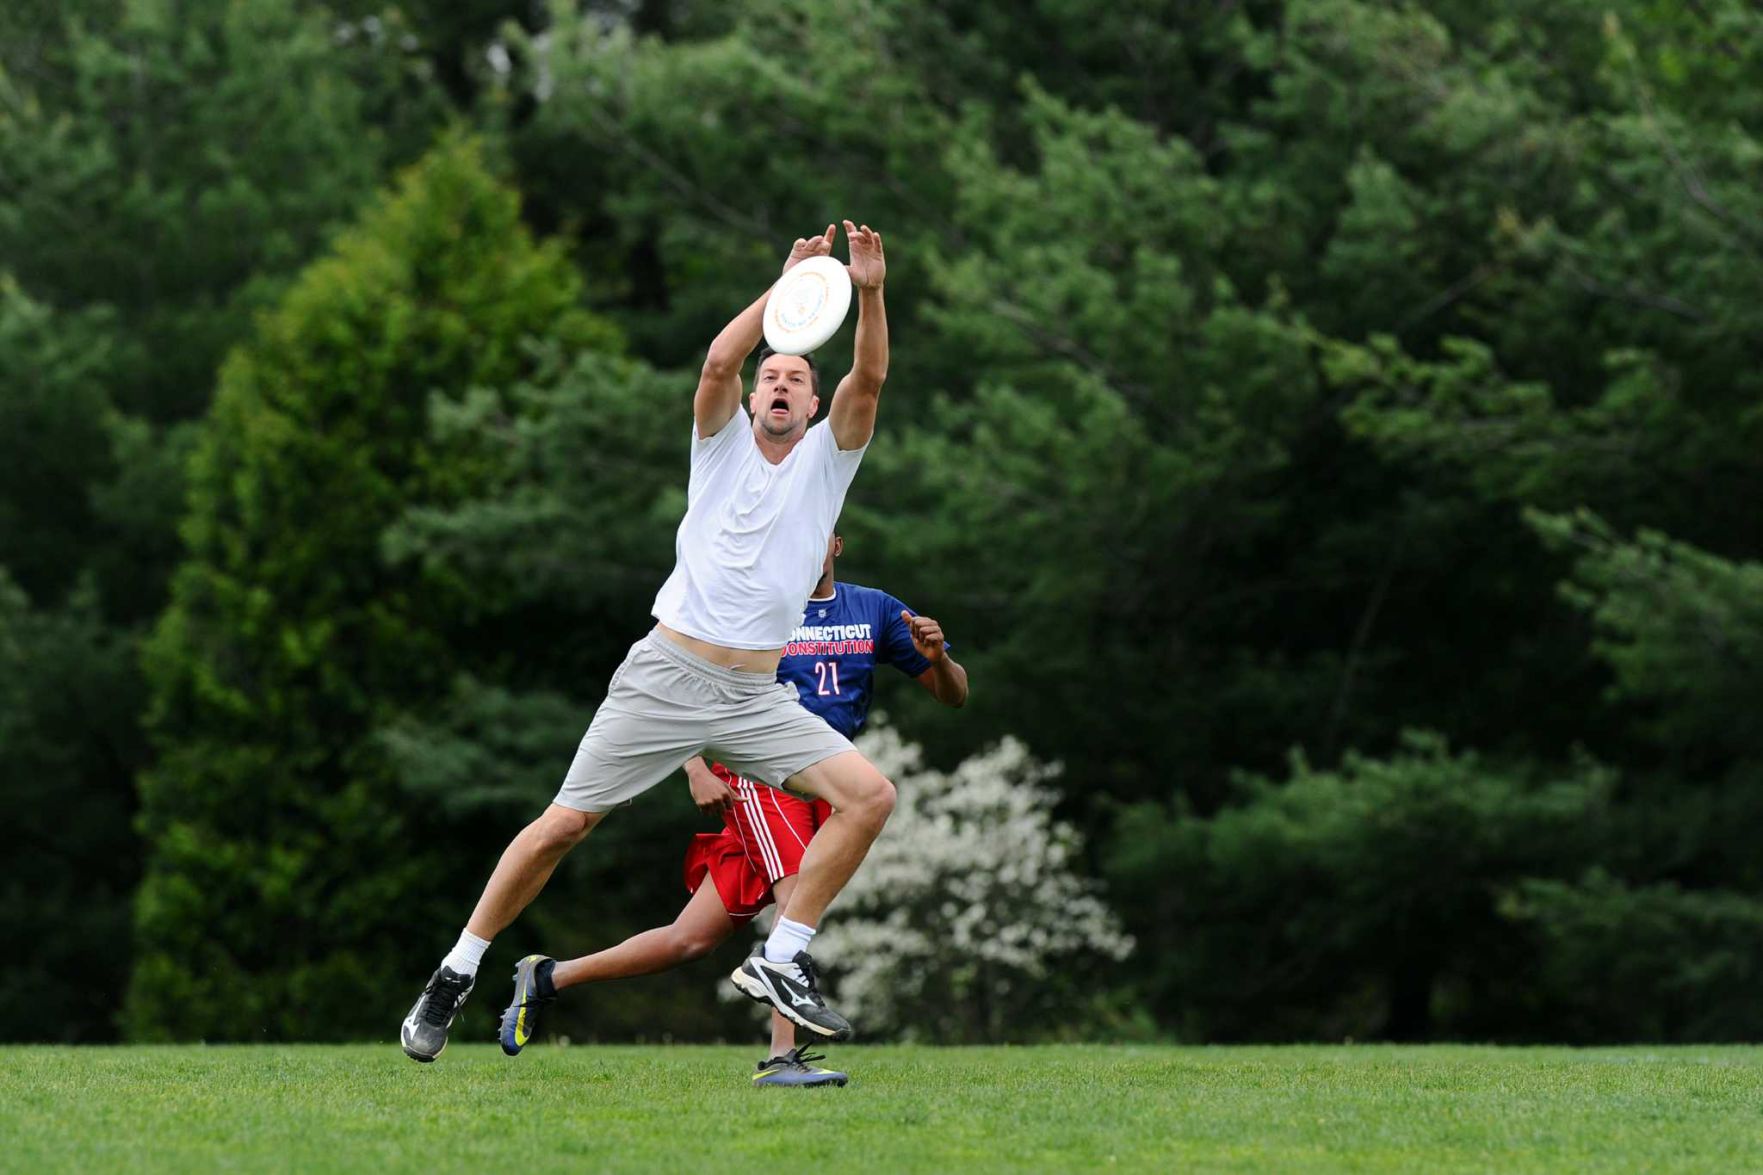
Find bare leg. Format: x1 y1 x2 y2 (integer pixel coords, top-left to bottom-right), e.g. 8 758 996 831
465 804 604 939
551 879 738 989
767 875 802 1056
777 751 896 928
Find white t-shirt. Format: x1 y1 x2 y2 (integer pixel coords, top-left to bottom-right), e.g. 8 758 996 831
652 408 869 650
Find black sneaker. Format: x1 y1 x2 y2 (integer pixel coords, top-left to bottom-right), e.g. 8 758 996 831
730 948 852 1041
753 1046 848 1088
498 954 556 1056
401 965 475 1062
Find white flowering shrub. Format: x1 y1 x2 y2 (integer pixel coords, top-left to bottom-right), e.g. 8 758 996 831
754 725 1134 1041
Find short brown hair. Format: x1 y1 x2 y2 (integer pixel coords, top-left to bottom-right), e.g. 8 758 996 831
755 346 820 398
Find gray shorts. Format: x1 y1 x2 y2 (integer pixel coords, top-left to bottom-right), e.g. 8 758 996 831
555 630 856 813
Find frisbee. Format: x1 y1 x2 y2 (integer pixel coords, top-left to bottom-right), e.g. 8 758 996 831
763 255 852 356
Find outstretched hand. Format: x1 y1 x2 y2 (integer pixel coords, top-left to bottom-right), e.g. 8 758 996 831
784 225 836 274
844 220 886 290
902 610 946 662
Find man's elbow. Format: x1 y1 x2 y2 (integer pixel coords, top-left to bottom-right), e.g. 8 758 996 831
851 365 887 393
701 353 740 380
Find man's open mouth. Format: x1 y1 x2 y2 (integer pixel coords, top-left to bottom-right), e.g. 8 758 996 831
769 397 790 415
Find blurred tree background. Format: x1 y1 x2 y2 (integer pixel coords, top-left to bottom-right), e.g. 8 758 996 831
3 0 1762 1044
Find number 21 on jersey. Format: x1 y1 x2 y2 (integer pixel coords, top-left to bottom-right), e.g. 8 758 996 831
813 660 841 696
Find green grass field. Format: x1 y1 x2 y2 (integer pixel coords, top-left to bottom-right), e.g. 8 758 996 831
3 1044 1760 1172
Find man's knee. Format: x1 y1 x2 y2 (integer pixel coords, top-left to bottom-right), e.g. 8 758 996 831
791 753 896 829
846 771 896 831
531 804 599 854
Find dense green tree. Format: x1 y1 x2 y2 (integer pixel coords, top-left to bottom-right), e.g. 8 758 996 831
0 282 149 1041
0 281 120 605
1510 872 1763 1043
0 572 143 1041
1494 514 1763 1040
0 0 449 1041
0 0 445 433
1295 0 1763 1039
1110 734 1611 1041
130 135 617 1039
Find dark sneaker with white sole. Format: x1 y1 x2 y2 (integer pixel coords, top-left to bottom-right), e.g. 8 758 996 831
401 965 474 1062
498 954 557 1056
753 1046 848 1088
730 948 852 1041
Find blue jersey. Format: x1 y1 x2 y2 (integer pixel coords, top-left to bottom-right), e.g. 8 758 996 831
777 581 934 740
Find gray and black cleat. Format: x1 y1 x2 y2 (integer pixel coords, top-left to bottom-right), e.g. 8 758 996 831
401 965 475 1062
730 947 852 1042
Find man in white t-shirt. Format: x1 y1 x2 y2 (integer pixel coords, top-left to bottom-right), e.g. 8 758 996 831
401 222 897 1061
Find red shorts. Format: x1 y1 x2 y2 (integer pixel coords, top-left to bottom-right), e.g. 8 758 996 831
683 764 833 923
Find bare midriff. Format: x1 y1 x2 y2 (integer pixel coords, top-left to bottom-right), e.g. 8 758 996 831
654 623 784 676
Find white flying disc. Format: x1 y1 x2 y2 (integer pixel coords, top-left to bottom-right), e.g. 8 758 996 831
763 255 853 356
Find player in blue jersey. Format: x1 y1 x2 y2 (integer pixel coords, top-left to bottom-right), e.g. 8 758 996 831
496 532 968 1086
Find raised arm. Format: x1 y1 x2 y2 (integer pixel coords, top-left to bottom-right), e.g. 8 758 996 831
694 226 836 439
828 221 888 451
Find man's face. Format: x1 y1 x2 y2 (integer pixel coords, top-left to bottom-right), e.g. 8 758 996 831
752 353 819 440
820 533 843 580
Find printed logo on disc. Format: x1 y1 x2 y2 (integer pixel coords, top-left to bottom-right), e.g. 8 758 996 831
777 274 829 331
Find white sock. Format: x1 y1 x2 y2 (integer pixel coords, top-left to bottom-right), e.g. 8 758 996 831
764 917 816 964
441 930 490 978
